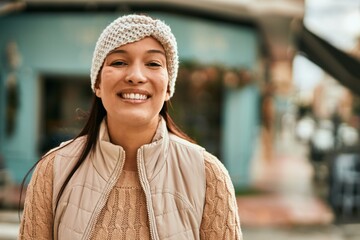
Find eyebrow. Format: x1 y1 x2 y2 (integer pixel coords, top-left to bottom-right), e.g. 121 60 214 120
107 49 166 56
108 49 127 55
147 49 166 56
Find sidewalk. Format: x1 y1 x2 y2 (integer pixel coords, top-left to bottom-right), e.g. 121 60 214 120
236 152 334 227
0 210 19 240
241 224 360 240
236 130 333 223
236 133 360 239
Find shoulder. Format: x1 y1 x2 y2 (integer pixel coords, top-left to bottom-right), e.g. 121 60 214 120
28 150 57 188
50 137 88 173
40 136 86 172
203 151 235 192
204 151 229 177
52 136 87 157
168 133 204 152
33 151 57 176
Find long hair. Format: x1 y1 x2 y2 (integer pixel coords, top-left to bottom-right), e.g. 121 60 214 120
18 95 105 215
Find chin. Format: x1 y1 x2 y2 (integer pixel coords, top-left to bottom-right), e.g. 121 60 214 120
118 112 157 126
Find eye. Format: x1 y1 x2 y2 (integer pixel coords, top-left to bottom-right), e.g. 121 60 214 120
110 60 127 66
146 61 162 67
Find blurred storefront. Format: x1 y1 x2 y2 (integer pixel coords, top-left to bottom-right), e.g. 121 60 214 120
0 1 274 191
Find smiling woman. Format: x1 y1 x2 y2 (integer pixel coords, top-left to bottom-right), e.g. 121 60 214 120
96 37 170 144
19 14 242 240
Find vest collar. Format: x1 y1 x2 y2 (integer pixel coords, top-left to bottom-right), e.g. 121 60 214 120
92 116 169 181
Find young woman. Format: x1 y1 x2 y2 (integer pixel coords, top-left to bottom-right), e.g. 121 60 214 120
19 14 242 240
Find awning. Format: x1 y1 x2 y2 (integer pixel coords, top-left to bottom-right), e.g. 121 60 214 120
296 25 360 96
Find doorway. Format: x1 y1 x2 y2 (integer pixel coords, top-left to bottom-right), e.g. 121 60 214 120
39 75 92 154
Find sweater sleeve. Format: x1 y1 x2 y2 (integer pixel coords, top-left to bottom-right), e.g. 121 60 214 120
200 152 243 240
18 152 55 240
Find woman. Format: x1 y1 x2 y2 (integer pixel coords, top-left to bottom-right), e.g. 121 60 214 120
19 14 242 240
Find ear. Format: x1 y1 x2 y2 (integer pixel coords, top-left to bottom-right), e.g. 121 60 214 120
94 76 102 98
165 86 171 101
165 92 170 101
95 86 101 98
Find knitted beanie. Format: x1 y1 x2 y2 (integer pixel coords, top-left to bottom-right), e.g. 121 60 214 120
90 14 179 98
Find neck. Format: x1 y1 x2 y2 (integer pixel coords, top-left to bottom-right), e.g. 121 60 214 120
106 116 160 171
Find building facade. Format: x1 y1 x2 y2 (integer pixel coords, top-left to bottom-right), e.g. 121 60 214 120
0 8 265 189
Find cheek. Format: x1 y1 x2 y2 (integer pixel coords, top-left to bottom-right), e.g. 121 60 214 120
100 67 114 81
99 68 120 88
158 71 169 91
158 82 168 97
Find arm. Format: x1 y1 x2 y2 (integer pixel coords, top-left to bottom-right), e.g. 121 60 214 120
200 152 243 240
18 152 55 240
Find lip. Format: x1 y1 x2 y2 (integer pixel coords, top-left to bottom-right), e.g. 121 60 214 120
116 88 151 102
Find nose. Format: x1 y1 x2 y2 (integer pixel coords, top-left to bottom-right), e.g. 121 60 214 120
125 63 147 84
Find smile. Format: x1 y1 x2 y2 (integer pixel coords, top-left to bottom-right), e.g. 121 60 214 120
121 93 148 100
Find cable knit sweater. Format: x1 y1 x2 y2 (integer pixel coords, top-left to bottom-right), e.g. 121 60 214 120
19 151 242 239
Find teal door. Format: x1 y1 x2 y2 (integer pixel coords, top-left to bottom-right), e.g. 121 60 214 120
222 84 260 189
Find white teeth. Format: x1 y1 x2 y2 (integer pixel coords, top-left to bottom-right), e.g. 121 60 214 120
122 93 147 100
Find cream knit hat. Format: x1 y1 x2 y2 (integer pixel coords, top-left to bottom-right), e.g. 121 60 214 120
90 14 179 98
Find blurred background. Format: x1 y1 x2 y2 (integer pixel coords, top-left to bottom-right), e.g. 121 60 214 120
1 0 360 239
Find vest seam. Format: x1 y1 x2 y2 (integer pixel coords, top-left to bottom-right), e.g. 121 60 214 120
152 190 196 215
168 134 204 151
147 158 166 184
58 222 86 234
90 156 107 181
58 201 97 214
59 182 103 201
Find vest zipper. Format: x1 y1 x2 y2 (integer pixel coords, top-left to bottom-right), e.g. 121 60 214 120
137 147 158 240
85 151 125 240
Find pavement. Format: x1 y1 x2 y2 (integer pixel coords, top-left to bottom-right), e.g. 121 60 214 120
236 131 360 239
0 210 19 240
242 224 360 240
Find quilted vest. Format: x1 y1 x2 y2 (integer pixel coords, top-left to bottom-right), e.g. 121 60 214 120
52 118 206 240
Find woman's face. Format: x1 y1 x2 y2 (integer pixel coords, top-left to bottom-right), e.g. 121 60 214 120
95 37 170 127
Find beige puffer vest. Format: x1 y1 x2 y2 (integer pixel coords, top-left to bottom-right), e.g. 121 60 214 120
52 118 206 240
